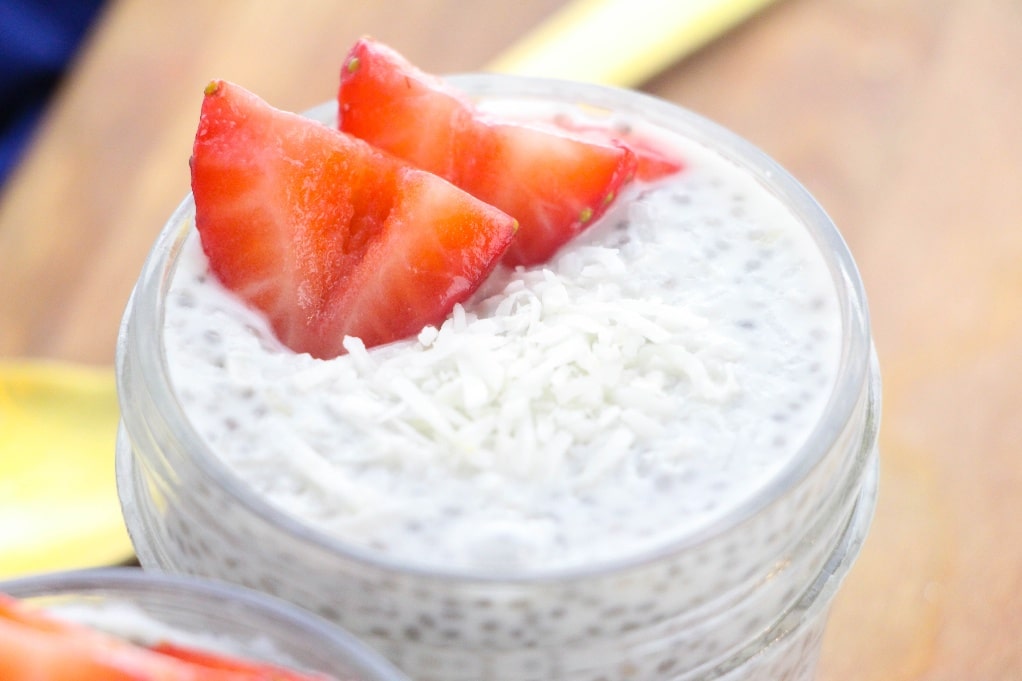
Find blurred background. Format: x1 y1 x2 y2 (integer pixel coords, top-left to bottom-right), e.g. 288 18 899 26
1 1 1020 680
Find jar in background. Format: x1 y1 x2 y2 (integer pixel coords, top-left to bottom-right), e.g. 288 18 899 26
0 567 411 681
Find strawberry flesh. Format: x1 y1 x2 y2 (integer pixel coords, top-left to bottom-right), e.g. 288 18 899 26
191 80 517 359
551 117 685 182
339 37 638 267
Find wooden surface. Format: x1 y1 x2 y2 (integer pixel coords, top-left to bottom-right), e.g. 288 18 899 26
2 0 1020 679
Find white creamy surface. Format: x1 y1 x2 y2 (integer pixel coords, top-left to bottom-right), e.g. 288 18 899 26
163 122 842 572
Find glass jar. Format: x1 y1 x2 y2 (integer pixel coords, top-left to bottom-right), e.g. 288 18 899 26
0 567 410 680
116 74 881 681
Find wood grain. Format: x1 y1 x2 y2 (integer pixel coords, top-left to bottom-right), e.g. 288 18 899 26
2 0 1020 679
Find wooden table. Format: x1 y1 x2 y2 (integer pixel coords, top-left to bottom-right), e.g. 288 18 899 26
2 1 1020 678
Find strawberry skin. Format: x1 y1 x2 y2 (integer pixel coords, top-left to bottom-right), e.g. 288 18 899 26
339 37 637 267
191 80 517 359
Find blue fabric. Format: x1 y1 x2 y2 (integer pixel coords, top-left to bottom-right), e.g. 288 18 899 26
0 0 106 185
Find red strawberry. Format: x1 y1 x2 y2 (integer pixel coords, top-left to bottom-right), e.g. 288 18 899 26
191 80 517 359
338 37 637 267
613 133 684 182
631 145 685 182
551 118 685 182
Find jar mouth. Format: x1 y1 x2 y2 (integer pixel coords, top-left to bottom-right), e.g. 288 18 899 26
117 74 877 585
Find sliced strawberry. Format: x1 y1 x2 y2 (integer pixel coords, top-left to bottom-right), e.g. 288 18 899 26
322 168 513 348
551 118 685 182
338 37 636 267
191 79 517 359
631 146 685 182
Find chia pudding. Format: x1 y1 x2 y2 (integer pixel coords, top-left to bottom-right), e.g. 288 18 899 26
116 75 880 680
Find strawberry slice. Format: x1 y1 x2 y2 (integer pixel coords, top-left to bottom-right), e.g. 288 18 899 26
551 118 685 182
338 37 637 267
609 132 684 182
191 80 517 359
631 145 685 182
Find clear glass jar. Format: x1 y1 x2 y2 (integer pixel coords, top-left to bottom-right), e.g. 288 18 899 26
0 567 410 680
116 75 881 681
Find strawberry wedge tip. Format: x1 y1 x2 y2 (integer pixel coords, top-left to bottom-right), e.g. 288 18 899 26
190 80 518 359
338 37 639 267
